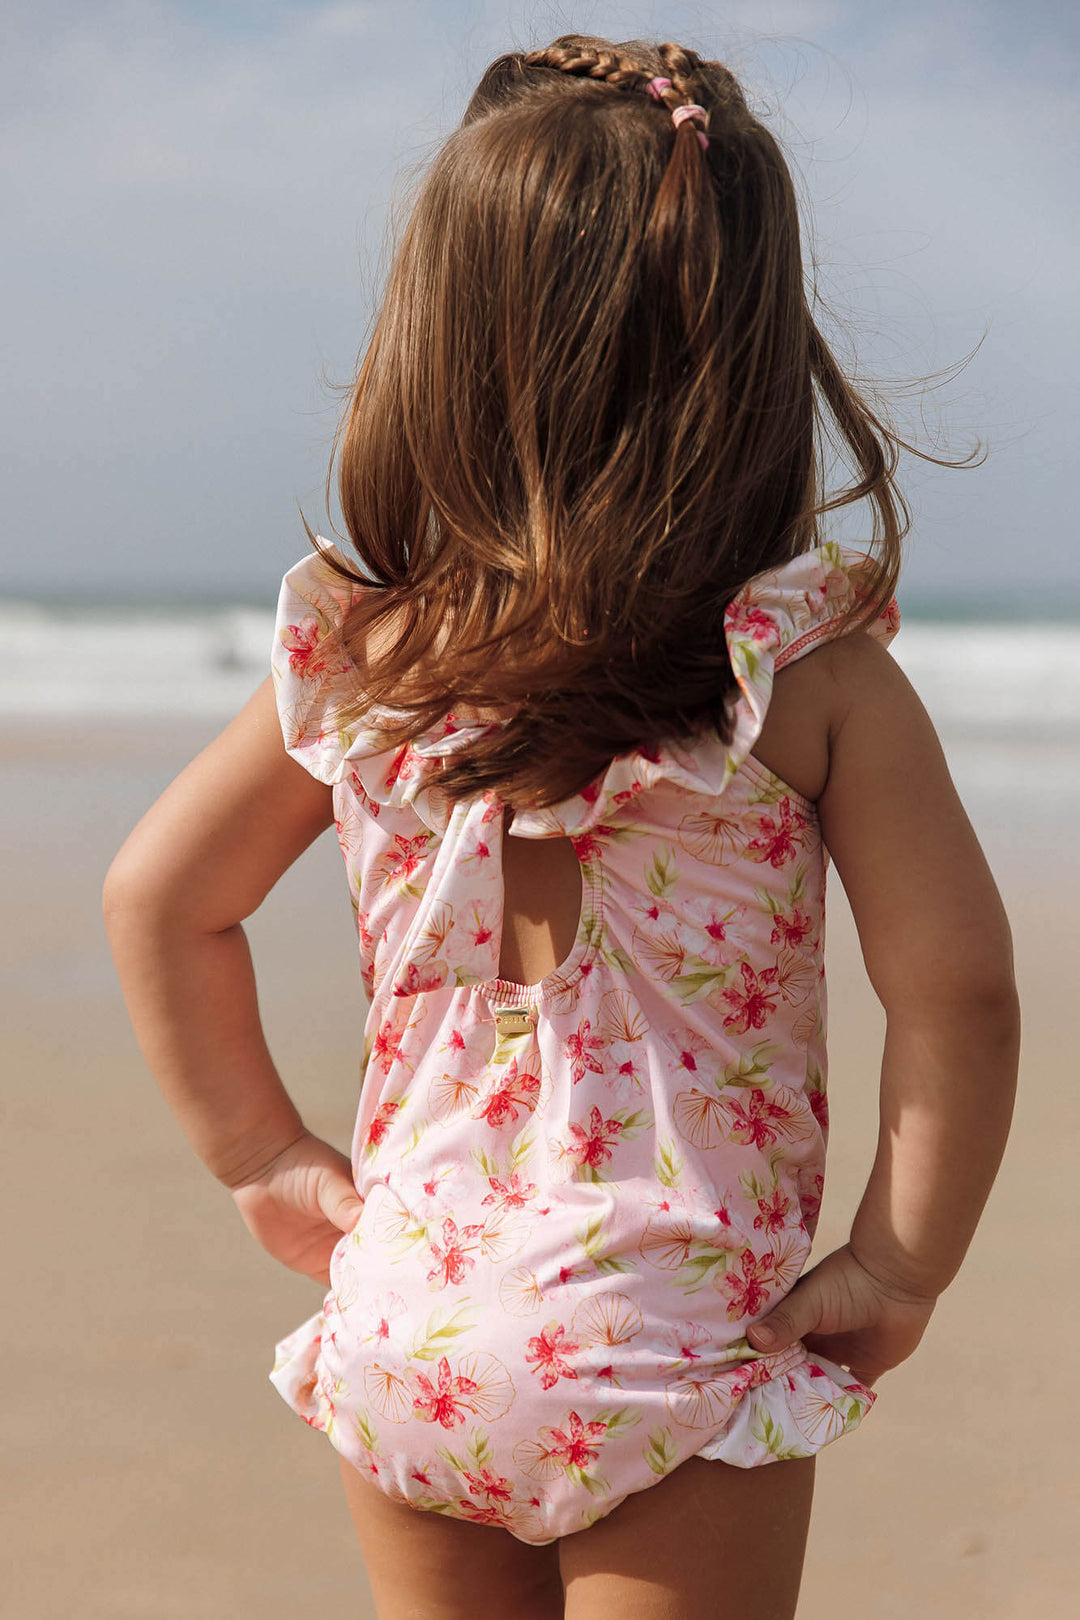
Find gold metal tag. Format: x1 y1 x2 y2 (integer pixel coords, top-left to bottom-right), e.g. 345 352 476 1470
493 1006 535 1037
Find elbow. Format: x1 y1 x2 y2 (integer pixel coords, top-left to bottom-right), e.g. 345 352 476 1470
102 844 170 932
880 969 1021 1041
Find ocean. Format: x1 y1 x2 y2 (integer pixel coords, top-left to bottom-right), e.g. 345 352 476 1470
1 600 1077 731
1 600 1076 872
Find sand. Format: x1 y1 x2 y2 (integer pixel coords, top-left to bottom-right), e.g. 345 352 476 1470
1 717 1075 1618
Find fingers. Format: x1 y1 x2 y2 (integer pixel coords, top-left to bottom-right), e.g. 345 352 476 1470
322 1169 364 1234
746 1285 820 1352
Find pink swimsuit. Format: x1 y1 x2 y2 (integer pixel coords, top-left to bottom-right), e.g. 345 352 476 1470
268 540 896 1544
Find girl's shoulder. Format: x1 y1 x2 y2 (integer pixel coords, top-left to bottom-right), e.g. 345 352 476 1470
752 628 903 806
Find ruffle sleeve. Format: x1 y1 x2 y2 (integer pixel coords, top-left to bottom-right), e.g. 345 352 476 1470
271 544 497 829
271 543 373 786
509 542 900 838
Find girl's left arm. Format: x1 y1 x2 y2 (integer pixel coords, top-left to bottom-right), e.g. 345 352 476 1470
103 676 361 1281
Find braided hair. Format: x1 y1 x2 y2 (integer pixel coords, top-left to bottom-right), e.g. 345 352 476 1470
316 33 914 812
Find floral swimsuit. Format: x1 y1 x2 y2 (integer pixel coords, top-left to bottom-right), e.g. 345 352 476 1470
268 540 898 1544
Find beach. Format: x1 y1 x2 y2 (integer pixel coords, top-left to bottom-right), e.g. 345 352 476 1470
2 704 1076 1618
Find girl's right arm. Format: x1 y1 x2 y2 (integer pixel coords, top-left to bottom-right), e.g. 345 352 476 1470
746 632 1021 1384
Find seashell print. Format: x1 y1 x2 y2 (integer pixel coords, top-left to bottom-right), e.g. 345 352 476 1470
786 1382 848 1447
478 1206 529 1262
332 1263 361 1311
546 972 584 1018
767 1084 816 1143
664 1366 738 1429
512 1437 564 1482
429 1071 481 1123
456 1351 516 1421
672 1087 728 1149
414 899 454 962
767 1226 810 1293
369 1184 420 1244
630 926 688 982
598 989 650 1045
677 809 744 866
572 1292 644 1348
639 1217 697 1270
499 1266 545 1316
791 1002 820 1048
363 1363 414 1423
774 948 815 1006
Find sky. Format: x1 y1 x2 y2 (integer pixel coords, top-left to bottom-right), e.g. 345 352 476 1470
2 0 1077 611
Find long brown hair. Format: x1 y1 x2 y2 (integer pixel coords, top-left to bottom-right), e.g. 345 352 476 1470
308 34 975 812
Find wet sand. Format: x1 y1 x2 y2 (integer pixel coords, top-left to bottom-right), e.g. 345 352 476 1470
2 718 1074 1618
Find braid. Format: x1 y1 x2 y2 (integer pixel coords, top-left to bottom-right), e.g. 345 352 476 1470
660 41 749 119
518 37 745 147
521 41 654 96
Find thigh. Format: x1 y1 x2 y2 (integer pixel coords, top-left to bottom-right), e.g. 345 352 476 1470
338 1454 564 1620
559 1454 816 1620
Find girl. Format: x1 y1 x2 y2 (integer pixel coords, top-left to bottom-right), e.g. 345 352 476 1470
103 35 1020 1620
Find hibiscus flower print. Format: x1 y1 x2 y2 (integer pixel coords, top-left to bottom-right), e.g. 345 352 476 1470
363 1099 400 1151
280 613 334 678
525 1322 580 1390
808 1087 829 1130
726 601 780 645
745 800 809 869
753 1189 792 1237
538 1411 609 1470
481 1171 537 1211
770 906 814 949
722 1248 775 1320
723 1088 800 1150
473 1057 542 1128
356 1292 409 1349
720 962 780 1034
394 830 433 881
565 1019 606 1084
391 959 448 998
565 1106 625 1170
411 1356 479 1429
656 1319 711 1370
425 1217 484 1290
459 1465 515 1507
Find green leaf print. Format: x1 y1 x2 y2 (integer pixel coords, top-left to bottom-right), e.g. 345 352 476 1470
749 1406 810 1462
611 1108 651 1139
738 1167 771 1202
466 1428 495 1469
718 1043 777 1090
575 1212 637 1276
471 1145 501 1181
354 1409 379 1454
408 1302 478 1362
673 963 733 1005
653 1137 685 1189
435 1443 468 1474
595 1407 641 1438
604 944 637 977
568 1465 610 1498
675 1244 733 1293
645 846 678 899
644 1427 679 1477
509 1127 537 1171
594 1254 635 1275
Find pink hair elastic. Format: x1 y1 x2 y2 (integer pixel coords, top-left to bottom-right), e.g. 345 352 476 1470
671 102 710 151
645 80 709 150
